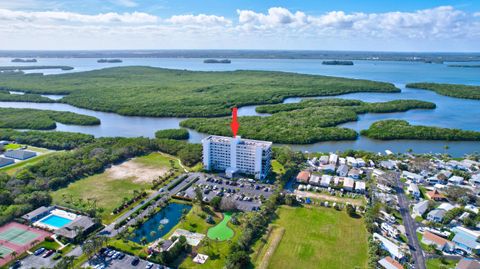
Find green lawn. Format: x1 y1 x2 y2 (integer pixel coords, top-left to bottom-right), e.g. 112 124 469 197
266 206 368 269
426 258 457 269
271 160 285 175
161 204 242 269
207 212 234 241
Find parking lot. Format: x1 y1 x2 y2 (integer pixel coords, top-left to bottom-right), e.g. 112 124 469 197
178 173 275 211
18 250 58 269
85 249 167 269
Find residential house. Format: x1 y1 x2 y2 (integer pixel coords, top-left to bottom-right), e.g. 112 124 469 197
438 203 456 212
320 175 332 187
355 181 366 193
427 209 446 223
421 231 454 252
320 164 335 174
469 174 480 187
339 157 346 165
343 177 355 191
452 226 480 255
348 168 361 179
402 171 424 183
426 189 446 201
329 154 338 165
412 200 430 216
408 183 421 199
380 160 397 170
373 169 385 178
381 222 399 238
346 156 358 167
356 158 366 167
373 233 405 261
337 164 349 177
456 258 480 269
378 256 403 269
309 174 321 186
319 155 329 165
449 176 465 185
296 171 311 184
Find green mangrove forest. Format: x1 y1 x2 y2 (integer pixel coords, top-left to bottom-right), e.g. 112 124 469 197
360 120 480 141
0 66 398 117
406 82 480 100
0 107 100 130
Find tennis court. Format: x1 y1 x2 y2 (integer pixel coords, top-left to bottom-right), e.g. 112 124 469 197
0 222 51 266
0 227 42 246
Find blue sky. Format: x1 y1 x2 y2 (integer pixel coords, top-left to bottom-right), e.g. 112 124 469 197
0 0 479 51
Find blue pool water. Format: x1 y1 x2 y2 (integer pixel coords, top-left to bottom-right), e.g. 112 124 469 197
40 215 73 228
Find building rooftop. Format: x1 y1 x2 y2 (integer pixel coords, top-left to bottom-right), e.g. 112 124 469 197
22 206 54 221
378 256 403 269
203 135 272 149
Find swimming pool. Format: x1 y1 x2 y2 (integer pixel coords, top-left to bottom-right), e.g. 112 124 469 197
39 215 73 228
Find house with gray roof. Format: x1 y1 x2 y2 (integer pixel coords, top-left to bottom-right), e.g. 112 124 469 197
452 226 480 255
427 209 446 223
337 164 349 177
55 216 97 241
412 200 430 216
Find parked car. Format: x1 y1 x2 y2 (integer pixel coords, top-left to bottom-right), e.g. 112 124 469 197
42 250 54 258
9 260 21 269
34 247 46 256
131 257 140 266
146 262 154 268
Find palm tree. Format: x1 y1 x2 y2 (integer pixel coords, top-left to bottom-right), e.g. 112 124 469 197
140 236 148 245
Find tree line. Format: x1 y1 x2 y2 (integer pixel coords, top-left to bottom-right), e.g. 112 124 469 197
0 107 100 130
361 120 480 141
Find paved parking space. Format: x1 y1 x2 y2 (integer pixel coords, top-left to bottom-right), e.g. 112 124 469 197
178 173 275 211
86 249 168 269
19 252 58 269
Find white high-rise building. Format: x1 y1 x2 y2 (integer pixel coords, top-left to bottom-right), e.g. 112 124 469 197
202 135 272 179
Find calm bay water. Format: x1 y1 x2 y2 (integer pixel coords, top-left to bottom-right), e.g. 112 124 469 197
1 57 479 156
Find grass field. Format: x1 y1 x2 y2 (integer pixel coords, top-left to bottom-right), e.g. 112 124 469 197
426 258 457 269
266 206 368 269
51 152 181 224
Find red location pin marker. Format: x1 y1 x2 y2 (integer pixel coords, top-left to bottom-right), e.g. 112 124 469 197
230 107 239 138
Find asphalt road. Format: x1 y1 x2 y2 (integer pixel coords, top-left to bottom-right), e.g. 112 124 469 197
395 177 426 269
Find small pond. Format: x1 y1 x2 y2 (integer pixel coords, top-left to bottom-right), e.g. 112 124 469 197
131 203 192 244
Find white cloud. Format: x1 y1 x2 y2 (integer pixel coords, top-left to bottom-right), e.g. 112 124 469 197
109 0 138 8
0 9 158 24
0 6 479 50
237 7 308 27
167 14 231 26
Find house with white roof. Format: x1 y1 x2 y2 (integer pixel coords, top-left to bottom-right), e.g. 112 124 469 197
320 175 332 187
402 171 424 183
449 176 465 185
380 160 396 170
319 155 329 165
356 158 366 167
346 156 358 167
339 157 346 165
348 168 361 179
469 174 480 187
437 202 456 212
408 183 420 199
427 209 446 223
329 153 338 165
355 181 366 193
373 233 405 261
412 200 430 216
309 174 321 186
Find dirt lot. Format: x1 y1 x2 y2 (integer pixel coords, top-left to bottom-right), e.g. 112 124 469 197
106 159 168 183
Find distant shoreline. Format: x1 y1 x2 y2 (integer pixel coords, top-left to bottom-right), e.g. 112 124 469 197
0 50 479 62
